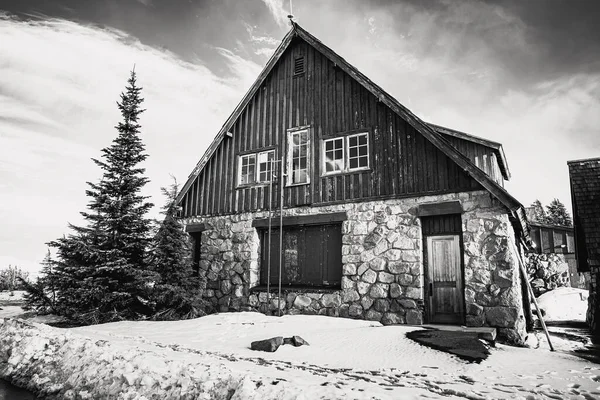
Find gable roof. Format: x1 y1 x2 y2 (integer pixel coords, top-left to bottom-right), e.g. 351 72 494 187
428 123 511 180
176 22 529 243
568 157 600 271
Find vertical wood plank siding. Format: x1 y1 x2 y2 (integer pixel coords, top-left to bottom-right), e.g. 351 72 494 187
181 39 483 217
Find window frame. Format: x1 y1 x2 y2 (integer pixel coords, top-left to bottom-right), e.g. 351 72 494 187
237 149 276 187
286 128 311 187
321 131 370 176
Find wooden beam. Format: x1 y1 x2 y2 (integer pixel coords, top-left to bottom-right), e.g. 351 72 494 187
416 201 463 217
185 223 206 233
252 212 347 228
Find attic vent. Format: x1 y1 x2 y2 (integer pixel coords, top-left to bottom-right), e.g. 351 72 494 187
294 56 305 75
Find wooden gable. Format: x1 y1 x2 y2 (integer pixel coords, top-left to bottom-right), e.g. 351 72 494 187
176 23 529 243
179 36 481 217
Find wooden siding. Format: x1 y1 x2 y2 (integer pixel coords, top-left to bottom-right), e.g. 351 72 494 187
444 136 505 187
181 38 482 217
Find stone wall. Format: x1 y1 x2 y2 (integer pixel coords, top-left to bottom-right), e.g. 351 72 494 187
184 190 526 343
525 253 571 297
589 266 600 336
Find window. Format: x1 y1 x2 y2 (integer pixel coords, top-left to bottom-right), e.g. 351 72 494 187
322 132 369 175
239 154 256 185
259 224 342 287
287 129 310 185
238 150 275 186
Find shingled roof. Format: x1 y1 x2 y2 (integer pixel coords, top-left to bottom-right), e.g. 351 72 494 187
176 22 529 243
568 157 600 271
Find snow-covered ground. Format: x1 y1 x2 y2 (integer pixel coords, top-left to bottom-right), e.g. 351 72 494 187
536 287 589 322
0 290 25 303
65 312 600 399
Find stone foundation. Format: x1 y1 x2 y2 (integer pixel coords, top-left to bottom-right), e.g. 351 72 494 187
589 266 600 336
185 190 526 343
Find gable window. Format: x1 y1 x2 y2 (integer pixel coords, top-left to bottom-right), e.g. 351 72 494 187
322 132 369 175
287 129 310 185
294 56 305 75
238 150 275 186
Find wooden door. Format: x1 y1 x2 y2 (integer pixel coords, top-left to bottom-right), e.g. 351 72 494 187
426 235 464 324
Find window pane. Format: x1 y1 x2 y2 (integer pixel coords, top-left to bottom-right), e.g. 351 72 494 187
326 141 333 151
288 130 309 184
324 138 344 173
258 150 275 182
348 133 368 170
240 154 256 184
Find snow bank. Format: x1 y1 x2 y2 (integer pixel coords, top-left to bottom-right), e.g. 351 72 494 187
536 287 589 322
0 319 306 400
0 290 25 302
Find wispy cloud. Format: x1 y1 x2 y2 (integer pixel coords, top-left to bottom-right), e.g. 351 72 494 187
0 13 259 274
261 0 289 28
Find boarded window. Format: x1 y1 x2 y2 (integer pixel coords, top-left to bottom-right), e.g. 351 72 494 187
260 224 342 287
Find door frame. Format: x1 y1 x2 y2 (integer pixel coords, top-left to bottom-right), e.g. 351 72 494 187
424 234 465 324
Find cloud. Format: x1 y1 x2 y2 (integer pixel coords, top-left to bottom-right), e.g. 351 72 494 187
0 12 260 274
261 0 289 28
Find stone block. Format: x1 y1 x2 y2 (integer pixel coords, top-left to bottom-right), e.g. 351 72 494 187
342 289 360 303
233 285 244 298
294 295 311 308
385 249 403 261
382 313 405 325
369 258 387 271
361 297 374 310
357 281 371 295
373 299 390 313
405 310 423 325
369 283 389 298
365 310 383 322
373 240 389 256
343 264 357 275
341 277 356 290
361 269 377 284
378 271 395 283
466 314 485 327
404 287 421 299
485 307 518 328
390 283 403 298
357 263 369 276
388 262 410 274
393 237 415 250
396 273 413 286
322 293 342 308
398 299 417 309
493 268 513 288
349 304 363 317
467 303 483 316
220 280 232 294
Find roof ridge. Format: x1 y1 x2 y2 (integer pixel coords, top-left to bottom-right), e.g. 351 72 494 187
567 157 600 164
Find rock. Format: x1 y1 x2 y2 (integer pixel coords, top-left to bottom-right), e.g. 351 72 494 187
365 310 383 322
378 271 395 283
388 262 410 274
343 264 357 275
357 281 371 295
361 269 377 284
381 313 404 325
396 273 413 286
322 293 341 308
220 280 232 294
390 283 403 298
467 303 483 316
292 335 309 347
393 237 415 250
341 289 360 302
373 299 390 313
341 277 356 290
361 297 374 310
494 269 513 288
405 310 423 325
466 314 485 327
369 258 387 271
364 231 384 250
370 283 389 298
385 249 403 261
398 299 417 309
485 307 518 328
294 295 312 308
404 287 421 299
251 336 283 352
349 304 363 317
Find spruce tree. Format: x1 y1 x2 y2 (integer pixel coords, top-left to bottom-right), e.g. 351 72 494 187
49 70 154 323
529 199 548 223
149 180 208 320
545 198 573 227
21 249 58 313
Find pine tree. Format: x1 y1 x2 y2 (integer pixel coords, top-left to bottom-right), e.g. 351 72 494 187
149 179 208 320
48 70 155 323
545 198 573 227
21 249 58 313
528 199 548 223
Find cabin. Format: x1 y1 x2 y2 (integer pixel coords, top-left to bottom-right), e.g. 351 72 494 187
176 23 531 343
568 158 600 336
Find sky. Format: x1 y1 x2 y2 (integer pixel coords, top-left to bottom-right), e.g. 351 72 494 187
1 0 599 276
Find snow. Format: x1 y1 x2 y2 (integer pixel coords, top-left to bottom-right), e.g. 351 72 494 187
536 287 589 322
0 290 25 302
2 312 600 399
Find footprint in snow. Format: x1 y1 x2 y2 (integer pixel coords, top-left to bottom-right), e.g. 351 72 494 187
592 376 600 382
